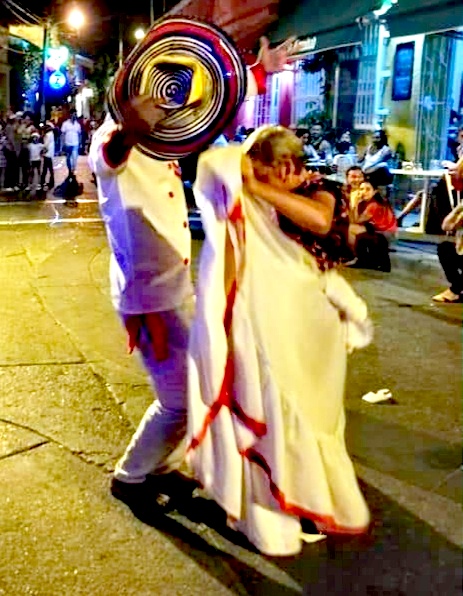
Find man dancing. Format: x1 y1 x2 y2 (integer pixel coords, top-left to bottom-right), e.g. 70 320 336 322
89 20 294 511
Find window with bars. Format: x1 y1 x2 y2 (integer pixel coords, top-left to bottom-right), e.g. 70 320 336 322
292 60 325 126
353 22 380 130
252 73 278 128
353 55 377 130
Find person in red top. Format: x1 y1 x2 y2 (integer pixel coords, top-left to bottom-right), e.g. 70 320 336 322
348 177 397 272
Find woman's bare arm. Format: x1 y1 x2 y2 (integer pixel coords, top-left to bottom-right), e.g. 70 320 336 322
242 156 335 236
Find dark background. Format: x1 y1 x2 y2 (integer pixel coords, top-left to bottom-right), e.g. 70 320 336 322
1 0 183 57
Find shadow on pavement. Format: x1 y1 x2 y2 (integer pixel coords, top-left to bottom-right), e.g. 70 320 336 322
114 475 462 595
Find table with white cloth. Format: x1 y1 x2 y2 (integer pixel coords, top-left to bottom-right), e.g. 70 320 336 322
390 168 445 233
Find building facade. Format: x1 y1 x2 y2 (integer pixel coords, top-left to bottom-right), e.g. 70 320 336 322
252 0 463 166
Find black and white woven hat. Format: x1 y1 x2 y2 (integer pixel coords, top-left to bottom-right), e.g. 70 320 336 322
108 17 247 160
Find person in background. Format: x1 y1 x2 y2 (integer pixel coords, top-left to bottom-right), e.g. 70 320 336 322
17 112 35 190
233 125 248 143
432 157 463 303
40 122 55 191
348 177 397 272
61 109 81 175
0 124 7 189
3 113 21 191
296 128 319 162
28 131 44 190
342 166 365 203
361 129 393 187
332 135 358 180
309 121 332 163
454 126 463 161
337 130 356 155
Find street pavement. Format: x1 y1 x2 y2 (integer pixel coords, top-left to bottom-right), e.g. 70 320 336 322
0 157 461 595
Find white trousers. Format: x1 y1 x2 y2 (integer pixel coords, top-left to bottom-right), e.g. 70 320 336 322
113 299 193 483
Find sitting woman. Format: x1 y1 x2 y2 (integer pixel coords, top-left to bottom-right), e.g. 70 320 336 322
348 177 397 272
188 126 371 557
361 129 393 187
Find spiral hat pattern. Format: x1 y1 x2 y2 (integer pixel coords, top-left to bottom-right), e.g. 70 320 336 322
108 17 248 160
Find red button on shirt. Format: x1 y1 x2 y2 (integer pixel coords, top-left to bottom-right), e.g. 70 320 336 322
183 221 188 228
183 258 189 265
168 192 174 198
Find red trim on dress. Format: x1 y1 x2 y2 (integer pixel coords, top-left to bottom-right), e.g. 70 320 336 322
188 203 267 449
242 447 369 535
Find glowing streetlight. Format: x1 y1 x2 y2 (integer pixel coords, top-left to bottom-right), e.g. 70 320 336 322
134 28 145 41
67 7 85 31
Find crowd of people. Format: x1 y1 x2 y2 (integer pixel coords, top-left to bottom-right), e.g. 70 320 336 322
183 123 398 272
0 107 100 194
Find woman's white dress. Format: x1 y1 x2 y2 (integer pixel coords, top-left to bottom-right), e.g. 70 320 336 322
187 142 371 556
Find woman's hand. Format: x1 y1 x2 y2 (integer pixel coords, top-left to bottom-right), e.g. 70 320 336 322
276 162 322 190
241 154 257 189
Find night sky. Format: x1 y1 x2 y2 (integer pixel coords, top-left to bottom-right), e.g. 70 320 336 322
3 0 183 57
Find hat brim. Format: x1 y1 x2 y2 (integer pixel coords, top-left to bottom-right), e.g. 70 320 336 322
108 17 247 161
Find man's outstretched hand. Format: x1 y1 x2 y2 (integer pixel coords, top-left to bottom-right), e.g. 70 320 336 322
258 36 295 74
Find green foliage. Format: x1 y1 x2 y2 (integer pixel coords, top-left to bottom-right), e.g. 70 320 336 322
10 39 42 97
298 50 339 130
297 109 332 131
88 54 117 111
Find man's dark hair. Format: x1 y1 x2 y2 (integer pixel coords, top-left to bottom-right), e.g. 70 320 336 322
346 165 363 176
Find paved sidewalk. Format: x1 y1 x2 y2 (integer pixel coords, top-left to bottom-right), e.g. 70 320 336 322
0 154 461 595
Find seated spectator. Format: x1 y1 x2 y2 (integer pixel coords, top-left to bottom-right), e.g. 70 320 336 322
233 125 248 143
337 130 356 155
348 177 397 272
296 128 319 162
425 160 463 234
332 136 358 179
432 157 463 303
309 122 333 164
361 130 393 187
454 126 463 161
343 166 365 203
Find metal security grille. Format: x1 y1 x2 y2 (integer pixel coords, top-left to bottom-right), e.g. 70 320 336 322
253 74 272 127
415 33 454 168
292 60 325 125
354 21 380 130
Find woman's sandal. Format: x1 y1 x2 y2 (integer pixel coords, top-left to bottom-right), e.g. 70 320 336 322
432 289 463 303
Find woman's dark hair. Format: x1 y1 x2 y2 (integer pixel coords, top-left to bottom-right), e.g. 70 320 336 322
335 140 351 155
295 128 309 138
362 175 389 204
373 129 388 147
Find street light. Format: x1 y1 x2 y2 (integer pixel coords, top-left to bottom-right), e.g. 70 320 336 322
67 8 126 69
39 9 83 121
67 8 85 30
134 28 145 41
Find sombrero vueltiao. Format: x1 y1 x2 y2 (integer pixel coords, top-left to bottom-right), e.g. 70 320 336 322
108 17 247 161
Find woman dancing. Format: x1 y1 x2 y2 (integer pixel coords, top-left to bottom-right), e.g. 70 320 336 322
187 126 371 556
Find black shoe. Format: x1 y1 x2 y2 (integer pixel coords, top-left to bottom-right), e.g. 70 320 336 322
151 471 200 512
111 477 157 507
